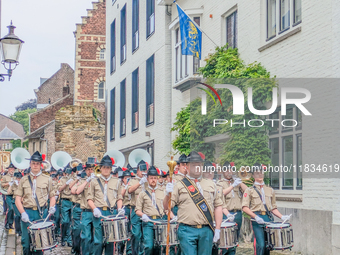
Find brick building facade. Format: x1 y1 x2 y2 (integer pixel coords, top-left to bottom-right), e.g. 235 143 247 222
74 0 106 121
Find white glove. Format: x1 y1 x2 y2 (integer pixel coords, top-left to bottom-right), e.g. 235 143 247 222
14 180 19 185
141 214 150 222
49 206 56 215
255 215 265 224
91 173 96 179
232 178 242 187
213 229 220 243
86 176 92 183
77 176 81 180
139 176 147 185
166 182 174 196
281 215 291 222
93 208 102 218
8 181 14 186
21 212 30 222
170 216 178 222
66 179 73 185
118 208 125 216
227 213 235 222
54 195 59 200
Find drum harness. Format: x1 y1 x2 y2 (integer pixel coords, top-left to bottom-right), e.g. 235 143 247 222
253 186 274 221
97 178 115 214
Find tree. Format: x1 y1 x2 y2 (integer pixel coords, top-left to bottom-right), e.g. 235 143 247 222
171 45 277 168
10 108 37 134
15 99 37 112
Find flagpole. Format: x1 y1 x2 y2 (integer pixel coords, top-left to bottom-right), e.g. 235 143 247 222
175 2 218 47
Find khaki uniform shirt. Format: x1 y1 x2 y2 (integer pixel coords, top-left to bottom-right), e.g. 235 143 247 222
9 181 19 197
242 184 277 212
15 174 54 208
216 179 243 211
79 179 92 210
122 181 132 206
1 174 14 193
173 173 186 183
171 178 223 225
87 176 122 208
72 179 83 204
128 178 145 207
136 186 166 217
57 176 72 199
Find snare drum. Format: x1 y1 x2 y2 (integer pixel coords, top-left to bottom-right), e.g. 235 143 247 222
265 222 294 250
28 220 57 251
153 220 179 246
219 222 238 249
101 215 129 243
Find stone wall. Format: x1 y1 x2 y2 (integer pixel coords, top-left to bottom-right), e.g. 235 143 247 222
55 105 105 162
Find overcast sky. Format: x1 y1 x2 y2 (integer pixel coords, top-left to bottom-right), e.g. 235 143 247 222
0 0 94 116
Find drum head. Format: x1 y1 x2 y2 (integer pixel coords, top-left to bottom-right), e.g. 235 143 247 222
267 222 290 228
30 221 53 230
104 215 126 221
221 222 236 228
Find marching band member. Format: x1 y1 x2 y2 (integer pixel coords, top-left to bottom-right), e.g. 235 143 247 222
15 151 56 255
157 170 168 193
1 162 16 229
216 161 247 255
164 151 223 255
87 155 124 255
70 165 84 255
202 160 216 181
173 154 187 183
51 173 61 237
119 168 134 255
135 166 171 255
74 160 96 255
7 172 22 236
127 160 148 255
57 164 74 247
242 163 291 255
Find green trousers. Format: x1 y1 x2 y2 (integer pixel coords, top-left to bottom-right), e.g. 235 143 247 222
118 206 132 255
251 213 271 255
142 220 162 255
61 199 72 244
80 210 95 255
93 209 116 255
5 195 14 226
13 202 21 235
72 204 82 254
178 224 213 255
21 208 47 255
131 209 144 255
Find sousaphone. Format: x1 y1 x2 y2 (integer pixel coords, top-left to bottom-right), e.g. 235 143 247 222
104 150 125 167
128 149 151 168
51 151 72 170
11 148 30 170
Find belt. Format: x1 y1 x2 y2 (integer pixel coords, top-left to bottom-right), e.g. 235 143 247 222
229 209 241 213
150 215 161 220
6 194 13 197
255 211 267 215
99 206 114 211
24 206 46 211
82 209 92 212
125 205 132 209
73 203 80 207
61 198 71 201
180 223 209 229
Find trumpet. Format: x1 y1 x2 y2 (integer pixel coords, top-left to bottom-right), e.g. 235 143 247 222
94 165 101 177
237 166 253 185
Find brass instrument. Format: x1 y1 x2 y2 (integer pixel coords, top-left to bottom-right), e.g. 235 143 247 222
70 159 82 168
237 166 253 185
42 160 51 175
94 165 101 177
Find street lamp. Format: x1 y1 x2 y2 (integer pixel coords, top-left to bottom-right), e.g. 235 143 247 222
0 21 24 81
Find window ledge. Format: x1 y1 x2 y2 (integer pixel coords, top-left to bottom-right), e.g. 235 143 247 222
259 26 301 52
275 190 303 202
173 75 202 92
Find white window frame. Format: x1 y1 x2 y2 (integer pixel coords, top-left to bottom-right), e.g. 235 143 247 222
100 49 105 60
98 82 105 100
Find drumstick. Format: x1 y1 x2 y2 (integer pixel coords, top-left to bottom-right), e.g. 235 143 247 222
42 213 51 226
281 214 292 225
250 219 271 224
222 212 237 224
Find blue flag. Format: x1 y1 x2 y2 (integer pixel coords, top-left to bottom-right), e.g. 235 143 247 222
176 4 202 60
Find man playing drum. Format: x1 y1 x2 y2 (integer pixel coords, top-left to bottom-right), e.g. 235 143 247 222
87 155 124 255
164 151 223 255
242 163 291 255
15 151 56 255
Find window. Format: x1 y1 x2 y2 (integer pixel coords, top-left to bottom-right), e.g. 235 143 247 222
110 88 115 140
110 20 116 73
98 82 105 100
293 0 302 24
268 106 302 190
267 0 301 40
280 0 290 32
146 55 154 125
112 0 117 4
175 28 189 81
267 0 276 39
33 142 36 152
146 0 155 38
132 68 139 131
100 49 105 60
226 11 237 48
121 5 127 64
132 0 139 51
39 141 43 152
120 79 126 136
